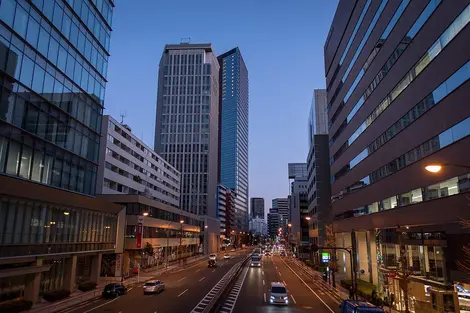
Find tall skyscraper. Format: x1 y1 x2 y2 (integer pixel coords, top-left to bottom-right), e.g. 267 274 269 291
218 47 249 231
326 0 470 300
154 43 220 253
154 43 220 218
0 0 118 302
250 197 265 218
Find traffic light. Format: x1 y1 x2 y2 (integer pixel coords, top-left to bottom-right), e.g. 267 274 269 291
311 243 319 253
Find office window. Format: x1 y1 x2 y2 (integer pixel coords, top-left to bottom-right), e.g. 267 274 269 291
6 140 20 175
19 145 32 179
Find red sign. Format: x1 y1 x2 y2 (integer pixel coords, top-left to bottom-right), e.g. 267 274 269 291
136 222 143 249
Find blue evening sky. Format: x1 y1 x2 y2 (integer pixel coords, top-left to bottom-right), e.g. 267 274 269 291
104 0 338 215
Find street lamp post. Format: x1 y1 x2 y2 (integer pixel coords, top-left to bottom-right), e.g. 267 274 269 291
424 163 470 173
179 219 184 262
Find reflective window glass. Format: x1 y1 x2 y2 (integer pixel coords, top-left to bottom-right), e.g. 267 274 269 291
0 135 7 172
6 140 21 175
37 28 50 57
31 150 44 182
42 154 53 184
19 145 32 179
0 0 16 28
26 18 40 47
451 117 470 142
32 64 45 93
19 56 34 87
13 5 28 38
51 158 62 187
12 96 25 128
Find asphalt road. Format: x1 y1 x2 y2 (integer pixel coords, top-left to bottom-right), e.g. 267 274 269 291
231 255 341 313
58 251 247 313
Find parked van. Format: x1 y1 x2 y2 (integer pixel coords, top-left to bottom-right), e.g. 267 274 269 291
340 300 385 313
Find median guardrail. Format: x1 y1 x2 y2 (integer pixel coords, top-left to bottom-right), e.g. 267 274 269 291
204 254 251 313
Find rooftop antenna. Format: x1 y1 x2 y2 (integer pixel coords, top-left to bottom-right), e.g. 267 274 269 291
120 110 126 124
181 37 191 44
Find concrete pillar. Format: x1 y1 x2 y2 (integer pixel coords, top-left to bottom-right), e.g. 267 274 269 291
24 259 42 303
368 230 379 285
357 231 370 282
63 256 77 291
90 254 102 284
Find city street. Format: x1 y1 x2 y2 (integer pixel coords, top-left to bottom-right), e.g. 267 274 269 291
56 251 246 313
231 255 341 313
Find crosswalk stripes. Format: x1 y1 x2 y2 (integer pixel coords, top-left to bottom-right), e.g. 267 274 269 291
218 266 249 313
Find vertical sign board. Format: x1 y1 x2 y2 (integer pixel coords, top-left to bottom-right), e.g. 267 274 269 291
115 253 123 277
136 216 144 249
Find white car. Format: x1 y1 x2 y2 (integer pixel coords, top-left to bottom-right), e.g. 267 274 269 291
223 254 231 259
209 253 217 261
270 282 288 305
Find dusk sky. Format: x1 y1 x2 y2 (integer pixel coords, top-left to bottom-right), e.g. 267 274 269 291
104 0 338 213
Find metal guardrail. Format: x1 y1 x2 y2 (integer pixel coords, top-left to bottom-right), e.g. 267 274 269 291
203 254 251 313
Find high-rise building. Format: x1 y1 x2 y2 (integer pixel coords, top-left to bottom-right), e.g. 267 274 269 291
272 198 289 227
267 209 280 239
326 0 470 304
97 115 202 269
250 197 265 219
154 43 220 253
218 47 249 232
306 88 331 250
288 176 308 247
0 0 117 303
308 89 328 142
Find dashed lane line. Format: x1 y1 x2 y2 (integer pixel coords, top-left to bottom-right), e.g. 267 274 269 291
177 289 188 297
280 258 335 313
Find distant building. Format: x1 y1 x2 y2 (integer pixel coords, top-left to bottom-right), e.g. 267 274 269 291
272 198 289 227
288 163 308 179
218 47 249 233
288 176 309 247
250 197 265 218
267 210 281 239
249 217 267 236
308 89 328 141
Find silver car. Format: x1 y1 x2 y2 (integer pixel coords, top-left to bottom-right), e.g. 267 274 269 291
143 280 165 294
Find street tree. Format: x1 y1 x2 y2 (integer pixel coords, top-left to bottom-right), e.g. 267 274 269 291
325 223 337 288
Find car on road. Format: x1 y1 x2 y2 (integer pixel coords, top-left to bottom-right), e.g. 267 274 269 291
143 280 165 295
280 250 286 257
264 251 271 256
224 254 231 259
208 259 217 268
102 283 127 298
251 254 261 267
269 282 288 305
231 248 236 252
209 253 217 261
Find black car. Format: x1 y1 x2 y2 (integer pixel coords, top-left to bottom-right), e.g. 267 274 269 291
102 283 127 298
208 259 217 268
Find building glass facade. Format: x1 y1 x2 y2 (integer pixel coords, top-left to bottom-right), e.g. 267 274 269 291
218 47 249 231
0 0 113 196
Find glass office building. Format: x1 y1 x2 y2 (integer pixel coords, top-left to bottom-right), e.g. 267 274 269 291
217 47 249 232
0 0 117 303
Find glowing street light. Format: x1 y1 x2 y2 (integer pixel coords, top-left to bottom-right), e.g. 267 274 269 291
424 164 442 173
305 216 311 221
142 212 149 216
425 163 470 173
180 219 184 224
288 223 292 227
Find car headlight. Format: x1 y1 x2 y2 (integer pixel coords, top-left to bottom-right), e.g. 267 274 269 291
283 296 288 300
251 263 254 265
270 296 275 300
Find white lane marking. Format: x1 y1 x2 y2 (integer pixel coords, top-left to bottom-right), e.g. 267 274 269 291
82 297 119 313
263 280 265 285
199 276 205 282
177 289 188 297
291 295 297 304
283 280 287 286
177 277 187 283
196 268 201 272
278 272 282 276
212 269 216 272
264 292 266 303
280 258 335 313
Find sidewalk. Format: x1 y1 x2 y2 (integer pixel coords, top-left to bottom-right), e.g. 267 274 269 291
30 253 214 313
291 258 401 313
